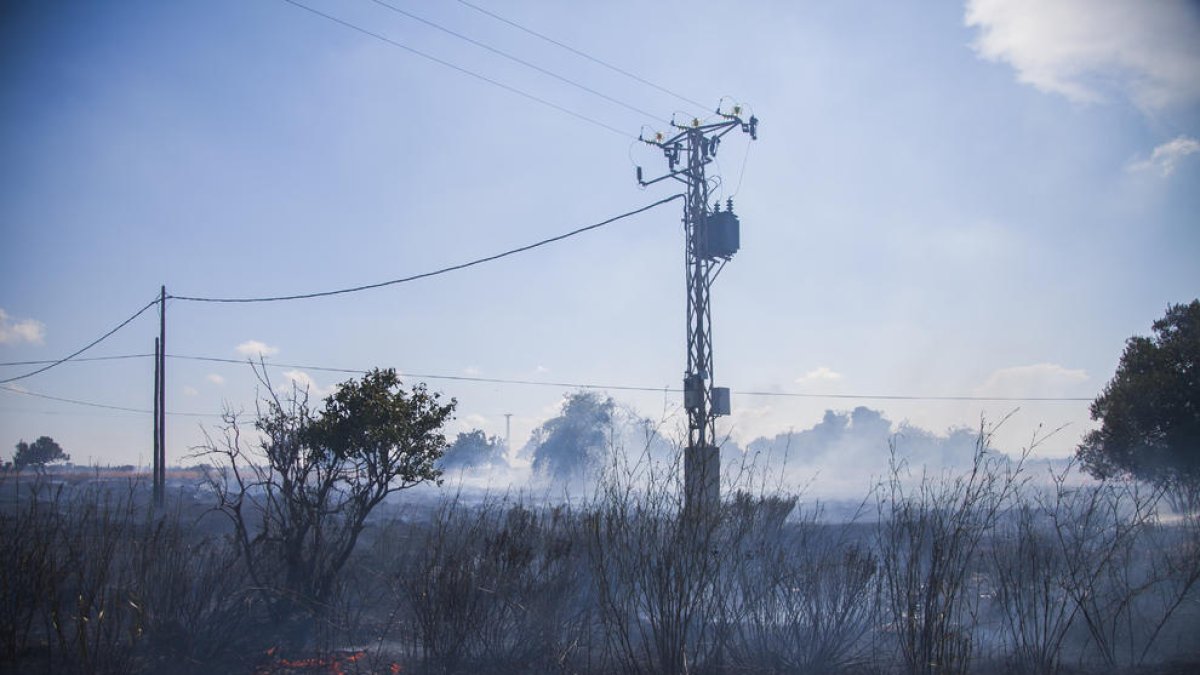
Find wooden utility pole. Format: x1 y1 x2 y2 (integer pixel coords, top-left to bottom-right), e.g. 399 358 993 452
153 336 162 506
155 285 166 507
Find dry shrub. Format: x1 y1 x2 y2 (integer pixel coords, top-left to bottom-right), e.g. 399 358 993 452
398 497 588 673
876 422 1027 675
0 476 253 674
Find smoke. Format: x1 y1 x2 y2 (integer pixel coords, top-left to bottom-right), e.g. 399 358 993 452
436 393 1014 503
722 406 987 498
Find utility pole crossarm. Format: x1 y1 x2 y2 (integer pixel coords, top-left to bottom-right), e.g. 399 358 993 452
636 114 756 187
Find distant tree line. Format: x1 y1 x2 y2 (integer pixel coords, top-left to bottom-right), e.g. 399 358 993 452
7 436 68 473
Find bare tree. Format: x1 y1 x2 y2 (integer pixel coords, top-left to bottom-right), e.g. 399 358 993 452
586 433 736 674
1045 461 1199 669
396 497 589 673
877 420 1027 675
727 498 878 673
988 498 1077 674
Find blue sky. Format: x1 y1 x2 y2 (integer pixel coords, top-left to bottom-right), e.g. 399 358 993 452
2 0 1197 471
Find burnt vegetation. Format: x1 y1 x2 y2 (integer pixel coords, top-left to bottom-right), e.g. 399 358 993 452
5 301 1200 674
2 411 1198 675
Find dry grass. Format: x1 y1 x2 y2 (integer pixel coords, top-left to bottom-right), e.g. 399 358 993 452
2 431 1198 675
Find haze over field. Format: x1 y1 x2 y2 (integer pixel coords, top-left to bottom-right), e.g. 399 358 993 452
2 1 1198 480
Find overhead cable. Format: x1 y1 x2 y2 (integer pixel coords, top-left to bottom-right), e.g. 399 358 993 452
168 354 669 393
0 384 216 417
280 0 631 138
0 349 1095 403
0 353 152 367
165 354 1093 402
0 297 160 385
736 390 1092 403
455 0 709 113
368 0 668 124
170 194 683 303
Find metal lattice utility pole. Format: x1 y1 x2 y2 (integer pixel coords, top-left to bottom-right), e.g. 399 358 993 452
637 106 758 515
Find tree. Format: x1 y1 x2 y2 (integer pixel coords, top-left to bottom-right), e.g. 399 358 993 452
529 391 614 480
1077 301 1200 505
12 436 69 472
438 429 505 471
202 367 455 627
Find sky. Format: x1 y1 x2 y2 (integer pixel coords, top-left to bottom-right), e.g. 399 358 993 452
1 0 1198 478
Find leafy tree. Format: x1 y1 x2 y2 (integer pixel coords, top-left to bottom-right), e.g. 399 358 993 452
529 391 614 480
12 436 69 472
439 429 505 470
1077 301 1200 502
203 367 455 628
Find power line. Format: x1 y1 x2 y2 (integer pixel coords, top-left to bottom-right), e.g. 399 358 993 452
280 0 631 138
170 354 362 374
170 194 682 303
165 354 1093 403
0 350 1096 403
167 354 670 393
0 297 160 385
0 349 1096 403
0 384 216 417
0 353 152 367
0 407 142 418
730 136 753 198
455 0 709 113
736 390 1093 403
367 0 668 124
0 385 147 414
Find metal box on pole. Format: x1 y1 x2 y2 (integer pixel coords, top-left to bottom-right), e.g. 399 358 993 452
711 387 731 416
699 209 740 260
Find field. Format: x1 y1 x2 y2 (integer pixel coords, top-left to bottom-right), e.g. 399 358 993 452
1 445 1198 675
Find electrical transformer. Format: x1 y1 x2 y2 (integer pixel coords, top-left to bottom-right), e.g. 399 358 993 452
698 208 740 260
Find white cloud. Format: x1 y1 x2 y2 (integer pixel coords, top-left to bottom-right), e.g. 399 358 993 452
0 308 45 345
965 0 1200 110
182 386 199 396
795 366 843 387
461 413 488 430
234 340 279 358
1128 135 1200 176
206 373 225 385
463 366 482 377
976 363 1089 398
280 370 334 398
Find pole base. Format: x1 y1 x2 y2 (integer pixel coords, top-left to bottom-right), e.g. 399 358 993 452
684 443 720 517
